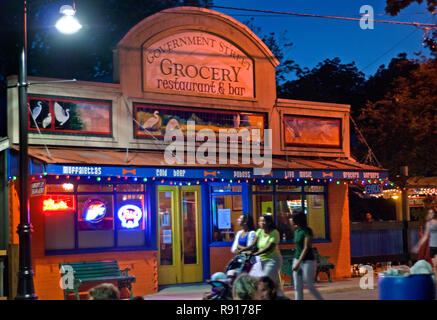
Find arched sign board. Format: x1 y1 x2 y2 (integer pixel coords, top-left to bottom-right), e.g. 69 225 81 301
142 31 254 99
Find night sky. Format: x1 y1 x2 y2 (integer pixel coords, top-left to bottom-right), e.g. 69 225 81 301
212 0 435 79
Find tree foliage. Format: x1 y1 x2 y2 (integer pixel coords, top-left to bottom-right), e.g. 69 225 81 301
385 0 437 56
357 58 437 177
243 18 301 87
278 57 366 117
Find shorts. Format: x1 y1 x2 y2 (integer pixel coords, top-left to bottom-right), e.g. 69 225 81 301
430 247 437 258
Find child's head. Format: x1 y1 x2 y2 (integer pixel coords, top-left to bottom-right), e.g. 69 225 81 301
255 276 277 300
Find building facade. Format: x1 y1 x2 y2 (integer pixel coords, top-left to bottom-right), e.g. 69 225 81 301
4 7 387 299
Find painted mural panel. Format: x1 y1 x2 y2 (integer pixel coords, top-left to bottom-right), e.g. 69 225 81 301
28 96 112 136
283 115 341 148
134 103 266 142
142 31 254 98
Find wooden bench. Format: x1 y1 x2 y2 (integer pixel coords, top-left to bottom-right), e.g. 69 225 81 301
280 248 335 286
59 260 136 300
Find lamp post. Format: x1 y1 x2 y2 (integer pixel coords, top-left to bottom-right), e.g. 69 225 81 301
15 1 81 300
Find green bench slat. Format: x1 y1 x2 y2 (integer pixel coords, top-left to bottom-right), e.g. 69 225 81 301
59 260 136 300
77 276 135 283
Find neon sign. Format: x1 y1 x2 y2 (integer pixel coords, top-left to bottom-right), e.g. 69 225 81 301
43 199 69 211
84 199 107 223
43 197 74 212
117 205 143 229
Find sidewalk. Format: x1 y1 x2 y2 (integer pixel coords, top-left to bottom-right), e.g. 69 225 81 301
143 277 369 300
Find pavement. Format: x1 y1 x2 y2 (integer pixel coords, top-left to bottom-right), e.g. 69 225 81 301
143 276 378 300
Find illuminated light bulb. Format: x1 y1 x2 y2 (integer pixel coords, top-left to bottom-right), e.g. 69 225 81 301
55 5 82 34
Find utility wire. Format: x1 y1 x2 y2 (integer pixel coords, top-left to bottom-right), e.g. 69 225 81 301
210 5 437 28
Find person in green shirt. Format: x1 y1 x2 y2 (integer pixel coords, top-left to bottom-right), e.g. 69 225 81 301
240 214 284 296
289 211 323 300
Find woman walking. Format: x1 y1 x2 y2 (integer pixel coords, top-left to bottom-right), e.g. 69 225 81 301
289 211 323 300
240 214 283 295
412 208 437 278
231 214 256 254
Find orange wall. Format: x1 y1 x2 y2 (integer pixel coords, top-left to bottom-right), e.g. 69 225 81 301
210 182 351 280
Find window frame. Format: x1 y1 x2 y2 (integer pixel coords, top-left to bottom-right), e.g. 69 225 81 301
44 182 154 255
209 182 244 246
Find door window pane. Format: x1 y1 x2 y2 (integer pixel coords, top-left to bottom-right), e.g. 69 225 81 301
77 194 114 248
44 210 75 250
252 194 274 230
276 194 302 241
305 194 326 238
116 194 145 247
159 191 173 265
182 191 198 264
211 195 241 242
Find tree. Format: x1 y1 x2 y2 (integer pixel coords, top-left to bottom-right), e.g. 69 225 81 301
243 18 301 88
385 0 437 56
365 53 420 103
357 58 437 177
278 58 367 117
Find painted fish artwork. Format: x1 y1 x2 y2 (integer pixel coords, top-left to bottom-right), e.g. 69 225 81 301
284 115 341 148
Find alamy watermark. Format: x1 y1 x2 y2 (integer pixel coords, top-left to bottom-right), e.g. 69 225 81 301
163 121 272 175
360 5 374 30
359 265 374 289
59 264 75 290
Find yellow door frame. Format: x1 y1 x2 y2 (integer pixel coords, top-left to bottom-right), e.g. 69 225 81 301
157 185 203 285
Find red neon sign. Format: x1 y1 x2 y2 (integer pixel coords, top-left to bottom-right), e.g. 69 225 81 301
43 196 75 212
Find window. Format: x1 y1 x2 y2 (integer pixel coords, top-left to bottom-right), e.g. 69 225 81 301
252 184 328 242
211 184 243 243
43 183 149 253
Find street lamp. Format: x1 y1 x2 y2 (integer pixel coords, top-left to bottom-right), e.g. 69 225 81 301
15 1 81 300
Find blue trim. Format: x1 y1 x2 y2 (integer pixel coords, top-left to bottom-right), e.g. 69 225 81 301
147 182 157 250
242 182 249 214
201 182 210 281
209 241 233 247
